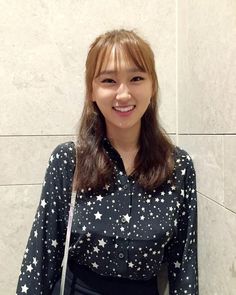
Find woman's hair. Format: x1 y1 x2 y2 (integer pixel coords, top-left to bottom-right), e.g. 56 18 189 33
73 29 175 192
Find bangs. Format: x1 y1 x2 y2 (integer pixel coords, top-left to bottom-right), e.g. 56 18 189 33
94 40 152 78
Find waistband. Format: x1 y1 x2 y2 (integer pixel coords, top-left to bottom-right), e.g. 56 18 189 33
68 260 159 295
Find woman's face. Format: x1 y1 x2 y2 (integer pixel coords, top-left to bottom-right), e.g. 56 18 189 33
91 50 153 135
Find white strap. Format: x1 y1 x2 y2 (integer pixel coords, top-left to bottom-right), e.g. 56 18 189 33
60 191 77 295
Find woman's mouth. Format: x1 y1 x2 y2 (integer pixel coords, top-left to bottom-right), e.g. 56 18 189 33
112 105 135 113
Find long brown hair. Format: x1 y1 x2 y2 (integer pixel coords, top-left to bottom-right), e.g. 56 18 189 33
73 29 175 192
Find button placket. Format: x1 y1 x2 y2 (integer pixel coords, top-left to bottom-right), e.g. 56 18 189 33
123 184 128 190
118 252 125 259
121 216 127 223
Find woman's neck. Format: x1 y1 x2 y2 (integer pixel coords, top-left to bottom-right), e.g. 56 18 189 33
106 124 140 153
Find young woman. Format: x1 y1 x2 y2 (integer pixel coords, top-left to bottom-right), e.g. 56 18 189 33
16 29 198 295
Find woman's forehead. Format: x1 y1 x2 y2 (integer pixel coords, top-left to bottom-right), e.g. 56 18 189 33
102 52 136 71
94 45 146 78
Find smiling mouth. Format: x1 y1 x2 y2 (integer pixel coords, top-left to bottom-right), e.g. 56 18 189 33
112 106 135 113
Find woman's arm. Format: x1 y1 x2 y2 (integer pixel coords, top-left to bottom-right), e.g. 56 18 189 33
16 142 75 295
165 153 199 295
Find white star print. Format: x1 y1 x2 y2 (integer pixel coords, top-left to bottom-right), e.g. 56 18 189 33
181 189 185 196
94 211 102 220
87 201 92 206
56 153 60 159
96 195 103 201
32 257 38 266
120 226 125 232
21 284 29 293
50 155 54 162
93 246 100 253
41 199 47 208
82 225 87 231
123 213 131 223
26 264 33 272
104 184 110 190
128 262 134 268
92 262 99 268
181 169 186 175
52 239 58 248
140 215 145 220
34 230 38 238
174 261 181 268
98 238 106 247
86 232 91 237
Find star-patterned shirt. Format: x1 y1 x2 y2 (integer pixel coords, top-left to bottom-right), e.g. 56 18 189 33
16 139 198 294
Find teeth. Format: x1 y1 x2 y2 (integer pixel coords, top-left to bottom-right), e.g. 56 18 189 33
113 106 135 112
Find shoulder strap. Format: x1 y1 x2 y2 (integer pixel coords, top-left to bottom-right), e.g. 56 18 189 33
60 191 77 295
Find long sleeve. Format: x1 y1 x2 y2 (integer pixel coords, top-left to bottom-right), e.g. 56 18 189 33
165 154 199 295
16 142 75 295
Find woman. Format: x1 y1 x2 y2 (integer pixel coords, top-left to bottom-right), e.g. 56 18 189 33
16 29 198 295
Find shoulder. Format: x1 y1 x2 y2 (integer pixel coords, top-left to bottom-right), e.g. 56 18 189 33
173 145 196 176
51 141 76 157
49 141 76 171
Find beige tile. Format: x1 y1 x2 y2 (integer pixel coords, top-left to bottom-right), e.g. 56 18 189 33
0 185 41 294
224 136 236 213
0 56 82 135
198 193 236 295
0 1 83 135
0 0 176 135
178 0 236 134
0 136 75 185
178 135 224 204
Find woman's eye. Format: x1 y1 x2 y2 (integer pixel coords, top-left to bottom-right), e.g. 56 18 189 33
131 76 144 82
101 78 115 83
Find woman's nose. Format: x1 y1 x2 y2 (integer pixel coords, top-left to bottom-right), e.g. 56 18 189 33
116 83 131 100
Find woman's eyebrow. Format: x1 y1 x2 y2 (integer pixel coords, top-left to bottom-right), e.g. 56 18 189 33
98 67 145 76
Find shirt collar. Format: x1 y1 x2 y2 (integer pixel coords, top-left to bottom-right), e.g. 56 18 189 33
102 137 125 171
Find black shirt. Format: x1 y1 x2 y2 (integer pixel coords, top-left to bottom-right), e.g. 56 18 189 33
16 139 198 294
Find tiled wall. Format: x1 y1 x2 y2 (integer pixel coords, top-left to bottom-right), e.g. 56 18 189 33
1 1 235 294
178 1 236 294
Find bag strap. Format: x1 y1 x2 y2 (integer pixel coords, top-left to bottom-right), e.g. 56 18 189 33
60 190 77 295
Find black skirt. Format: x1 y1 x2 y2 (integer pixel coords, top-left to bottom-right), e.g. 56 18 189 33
52 262 159 295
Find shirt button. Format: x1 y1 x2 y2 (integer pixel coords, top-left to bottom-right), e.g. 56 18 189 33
118 252 125 259
121 216 126 223
123 184 128 190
